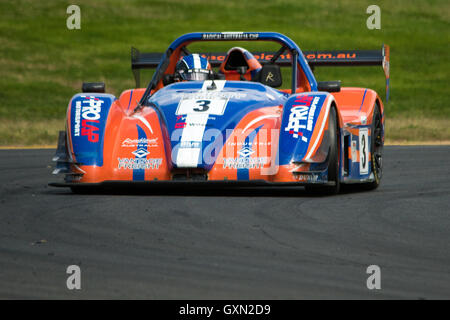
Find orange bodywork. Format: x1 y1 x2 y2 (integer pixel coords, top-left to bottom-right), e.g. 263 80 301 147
64 85 382 184
53 33 388 189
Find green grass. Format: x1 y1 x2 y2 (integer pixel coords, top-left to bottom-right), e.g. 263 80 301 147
0 0 449 145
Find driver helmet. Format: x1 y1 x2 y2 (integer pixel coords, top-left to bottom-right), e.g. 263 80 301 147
175 54 211 81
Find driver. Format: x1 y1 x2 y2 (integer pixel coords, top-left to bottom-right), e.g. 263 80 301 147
174 54 212 81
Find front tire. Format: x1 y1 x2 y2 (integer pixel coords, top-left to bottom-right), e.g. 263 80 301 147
305 106 340 195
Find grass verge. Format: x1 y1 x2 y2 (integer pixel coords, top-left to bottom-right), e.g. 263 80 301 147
0 0 448 145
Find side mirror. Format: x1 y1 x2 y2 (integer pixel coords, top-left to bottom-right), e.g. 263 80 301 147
258 64 282 88
317 81 341 92
82 82 105 93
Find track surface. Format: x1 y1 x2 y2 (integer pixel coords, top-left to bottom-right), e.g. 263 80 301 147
0 146 449 299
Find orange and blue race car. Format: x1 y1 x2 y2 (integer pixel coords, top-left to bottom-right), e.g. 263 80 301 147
50 32 389 194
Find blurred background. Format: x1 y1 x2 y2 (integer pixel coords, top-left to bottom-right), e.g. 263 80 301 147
0 0 448 145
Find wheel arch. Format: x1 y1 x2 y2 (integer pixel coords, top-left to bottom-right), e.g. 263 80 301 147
332 87 384 127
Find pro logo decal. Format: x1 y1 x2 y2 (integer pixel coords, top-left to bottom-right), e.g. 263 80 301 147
74 96 104 142
69 93 114 166
284 95 319 142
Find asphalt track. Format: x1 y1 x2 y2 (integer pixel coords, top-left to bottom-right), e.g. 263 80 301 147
0 146 449 299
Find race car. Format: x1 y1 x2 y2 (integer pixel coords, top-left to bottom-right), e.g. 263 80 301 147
51 32 389 194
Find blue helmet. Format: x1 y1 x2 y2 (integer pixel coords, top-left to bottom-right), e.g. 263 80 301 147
175 54 211 81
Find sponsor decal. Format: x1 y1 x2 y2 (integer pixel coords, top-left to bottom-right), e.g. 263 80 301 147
185 122 211 127
180 141 202 148
198 51 356 65
69 93 115 167
304 52 356 60
284 96 320 142
74 96 104 142
237 146 255 157
174 115 216 129
131 148 150 158
202 32 259 40
307 99 318 131
117 158 162 170
121 137 158 148
294 174 320 182
224 141 267 169
81 119 100 142
227 141 271 147
171 92 246 100
175 115 186 129
74 102 81 136
223 157 267 169
265 72 275 83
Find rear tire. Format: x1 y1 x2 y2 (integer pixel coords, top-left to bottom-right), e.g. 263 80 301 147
305 106 340 195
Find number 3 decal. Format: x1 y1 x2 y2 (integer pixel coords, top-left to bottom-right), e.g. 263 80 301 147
359 128 369 174
193 100 210 112
361 135 366 168
176 97 228 115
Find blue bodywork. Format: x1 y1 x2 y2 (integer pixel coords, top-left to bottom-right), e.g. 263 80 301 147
69 93 116 166
148 80 287 170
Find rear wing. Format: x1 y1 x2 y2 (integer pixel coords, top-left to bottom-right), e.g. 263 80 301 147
131 45 390 101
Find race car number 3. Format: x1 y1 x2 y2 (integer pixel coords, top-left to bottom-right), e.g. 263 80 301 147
176 98 228 115
359 127 369 174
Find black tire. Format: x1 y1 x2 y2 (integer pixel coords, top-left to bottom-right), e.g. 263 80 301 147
305 106 340 195
363 104 383 190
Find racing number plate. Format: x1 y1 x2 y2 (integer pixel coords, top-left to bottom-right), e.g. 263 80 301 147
176 98 228 115
359 127 369 174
